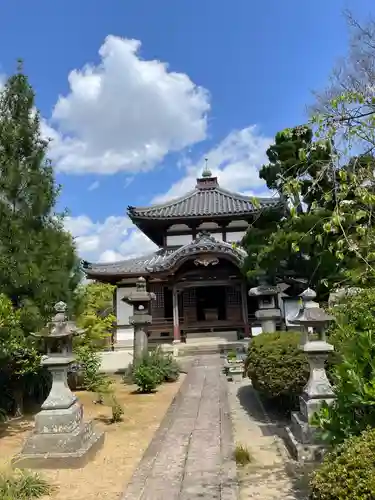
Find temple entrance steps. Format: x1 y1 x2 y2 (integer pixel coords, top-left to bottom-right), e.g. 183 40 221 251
100 338 250 373
162 337 250 358
185 330 238 343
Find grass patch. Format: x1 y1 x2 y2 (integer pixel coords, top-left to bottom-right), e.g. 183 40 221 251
234 443 252 466
0 468 52 499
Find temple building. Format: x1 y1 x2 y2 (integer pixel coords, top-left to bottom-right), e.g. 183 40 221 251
83 168 284 345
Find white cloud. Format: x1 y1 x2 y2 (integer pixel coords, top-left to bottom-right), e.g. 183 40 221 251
152 126 272 203
65 126 273 264
64 214 157 263
45 36 210 175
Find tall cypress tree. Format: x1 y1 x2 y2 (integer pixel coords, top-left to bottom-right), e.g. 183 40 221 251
0 61 81 332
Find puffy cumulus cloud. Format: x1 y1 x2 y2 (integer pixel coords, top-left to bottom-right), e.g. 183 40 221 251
152 126 273 203
64 214 157 263
45 36 210 175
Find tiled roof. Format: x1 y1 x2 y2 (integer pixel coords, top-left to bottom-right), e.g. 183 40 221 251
83 249 175 277
128 176 279 220
83 232 247 277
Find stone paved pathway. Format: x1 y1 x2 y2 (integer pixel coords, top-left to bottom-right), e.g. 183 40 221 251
121 355 238 500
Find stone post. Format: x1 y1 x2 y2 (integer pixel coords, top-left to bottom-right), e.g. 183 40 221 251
122 276 155 365
249 282 281 333
12 302 104 469
285 288 335 462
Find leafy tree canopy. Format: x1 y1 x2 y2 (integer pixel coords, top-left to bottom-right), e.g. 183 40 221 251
243 122 375 296
0 61 82 332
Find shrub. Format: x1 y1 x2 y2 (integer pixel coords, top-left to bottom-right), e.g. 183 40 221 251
309 427 375 499
149 348 180 383
313 329 375 446
246 331 310 412
133 364 161 393
328 287 375 349
110 395 124 423
0 469 51 499
73 345 111 393
128 347 180 384
234 444 252 466
227 350 237 361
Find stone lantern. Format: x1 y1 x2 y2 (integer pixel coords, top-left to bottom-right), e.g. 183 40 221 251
13 301 104 469
249 279 281 333
285 288 335 462
122 276 155 365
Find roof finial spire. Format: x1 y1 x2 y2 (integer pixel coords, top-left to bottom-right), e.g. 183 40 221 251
202 157 212 178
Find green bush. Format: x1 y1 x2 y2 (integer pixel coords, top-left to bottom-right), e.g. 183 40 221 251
328 288 375 349
148 348 180 383
313 329 375 446
0 469 51 499
310 427 375 499
110 395 124 423
133 364 162 393
130 348 180 392
227 350 237 361
246 331 310 412
234 444 252 466
73 345 111 393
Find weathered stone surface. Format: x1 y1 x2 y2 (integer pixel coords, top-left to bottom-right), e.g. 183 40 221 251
12 425 104 469
14 300 105 469
121 355 239 500
14 359 104 468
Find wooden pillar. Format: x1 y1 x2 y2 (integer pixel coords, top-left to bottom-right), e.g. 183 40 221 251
112 286 118 349
172 285 180 342
241 281 250 337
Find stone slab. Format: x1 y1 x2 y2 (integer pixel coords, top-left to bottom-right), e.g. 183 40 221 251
12 427 104 469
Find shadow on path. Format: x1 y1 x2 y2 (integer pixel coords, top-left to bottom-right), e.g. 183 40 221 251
237 383 288 438
235 381 311 499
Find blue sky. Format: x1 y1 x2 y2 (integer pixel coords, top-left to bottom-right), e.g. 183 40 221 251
0 0 373 262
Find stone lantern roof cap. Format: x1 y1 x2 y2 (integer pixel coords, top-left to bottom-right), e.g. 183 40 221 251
292 288 334 326
248 284 279 297
300 288 317 301
123 276 155 304
293 307 334 325
32 301 81 339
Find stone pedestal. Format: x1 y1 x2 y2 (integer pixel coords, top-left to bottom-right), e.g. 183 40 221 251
130 314 152 364
13 356 104 469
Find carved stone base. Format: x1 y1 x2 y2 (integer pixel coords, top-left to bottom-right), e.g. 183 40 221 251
284 426 326 463
284 411 327 463
12 420 104 469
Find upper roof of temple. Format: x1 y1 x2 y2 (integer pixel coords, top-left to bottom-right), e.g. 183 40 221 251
127 175 280 222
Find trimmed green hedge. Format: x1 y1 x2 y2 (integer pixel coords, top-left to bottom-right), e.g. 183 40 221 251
246 331 337 413
310 427 375 499
246 331 310 412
